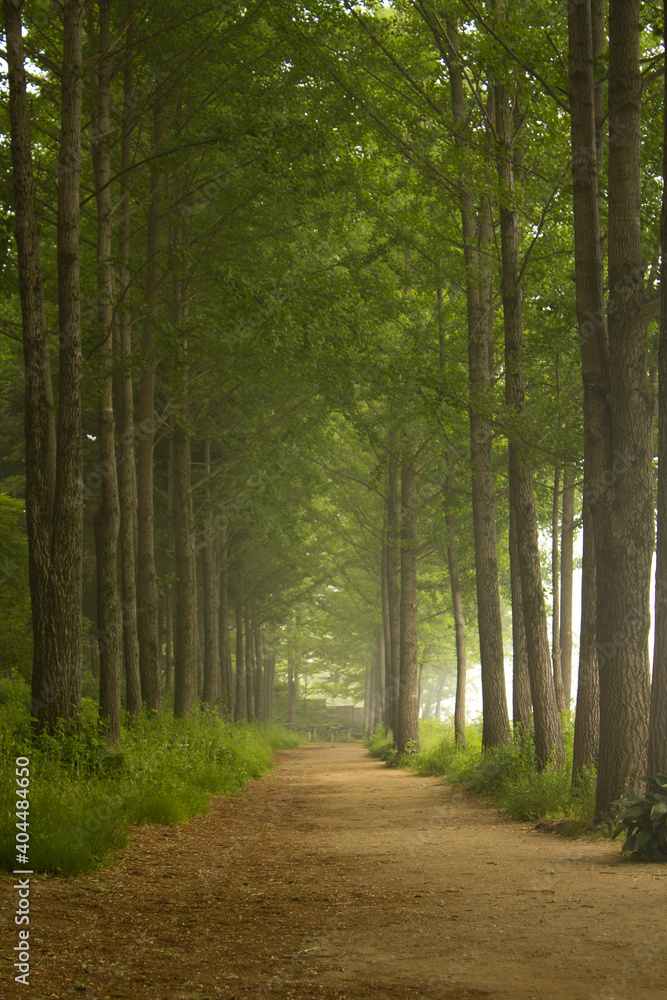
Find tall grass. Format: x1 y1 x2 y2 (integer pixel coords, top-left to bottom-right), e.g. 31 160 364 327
0 677 301 875
368 716 597 831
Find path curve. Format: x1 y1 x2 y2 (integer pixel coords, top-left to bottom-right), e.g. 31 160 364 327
2 743 666 999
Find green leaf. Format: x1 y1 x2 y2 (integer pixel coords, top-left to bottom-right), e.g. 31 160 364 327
650 801 667 822
633 829 654 855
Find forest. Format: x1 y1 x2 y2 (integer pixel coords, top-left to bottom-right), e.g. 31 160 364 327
2 0 667 860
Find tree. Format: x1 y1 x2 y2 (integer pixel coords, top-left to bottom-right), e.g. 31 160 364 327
3 0 86 731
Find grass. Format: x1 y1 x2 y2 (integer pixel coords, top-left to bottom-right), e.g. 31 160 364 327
0 676 301 876
368 716 598 834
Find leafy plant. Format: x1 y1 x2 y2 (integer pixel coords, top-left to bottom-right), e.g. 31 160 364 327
612 776 667 858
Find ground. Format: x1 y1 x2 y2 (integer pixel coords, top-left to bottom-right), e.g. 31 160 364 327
2 743 667 1000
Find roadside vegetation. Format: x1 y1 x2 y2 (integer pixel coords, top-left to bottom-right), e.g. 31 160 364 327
368 718 598 835
0 676 300 876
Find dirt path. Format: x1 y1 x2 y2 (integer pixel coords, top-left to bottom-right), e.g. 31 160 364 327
2 743 667 1000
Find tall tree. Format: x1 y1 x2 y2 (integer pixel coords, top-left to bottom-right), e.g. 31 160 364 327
445 20 510 748
495 68 563 767
594 0 653 814
135 95 163 715
114 3 141 720
648 0 667 777
446 513 466 746
560 467 575 707
3 0 87 730
396 445 419 754
91 0 122 743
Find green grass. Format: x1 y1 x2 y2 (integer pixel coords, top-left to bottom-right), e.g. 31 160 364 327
0 677 301 876
368 716 598 833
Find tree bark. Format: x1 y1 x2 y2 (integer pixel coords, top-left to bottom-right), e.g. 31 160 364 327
218 534 232 716
31 0 86 730
286 653 297 726
572 494 600 779
164 583 172 692
648 0 667 778
92 0 121 745
560 467 575 708
594 0 652 815
567 0 609 796
397 448 419 754
385 431 401 737
202 441 220 707
445 25 510 748
115 6 141 720
509 499 532 738
173 422 197 717
254 624 264 722
53 0 86 726
552 467 564 711
3 0 57 727
245 614 255 722
380 541 392 731
135 97 163 715
495 73 563 767
446 513 467 746
234 575 245 722
263 641 275 722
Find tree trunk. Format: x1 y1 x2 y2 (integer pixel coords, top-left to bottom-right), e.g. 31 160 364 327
254 624 263 722
286 654 297 726
375 639 383 731
446 26 510 748
568 0 609 792
39 0 86 729
380 541 392 732
2 0 59 728
244 614 255 722
594 0 652 815
135 98 163 715
364 660 372 735
495 74 563 767
165 425 176 696
202 441 220 707
446 513 467 746
234 576 245 722
572 494 600 779
552 467 564 711
509 499 532 738
560 467 575 708
649 15 667 774
261 633 271 721
164 583 172 692
114 0 141 721
385 431 401 737
173 422 197 718
397 448 419 754
218 534 232 716
92 0 121 744
376 630 385 729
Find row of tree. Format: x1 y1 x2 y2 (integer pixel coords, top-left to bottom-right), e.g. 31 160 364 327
1 0 666 820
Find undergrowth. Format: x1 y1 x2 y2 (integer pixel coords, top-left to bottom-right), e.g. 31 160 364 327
0 676 301 876
368 716 598 833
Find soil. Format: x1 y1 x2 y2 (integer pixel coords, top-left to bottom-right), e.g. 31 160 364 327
2 743 667 1000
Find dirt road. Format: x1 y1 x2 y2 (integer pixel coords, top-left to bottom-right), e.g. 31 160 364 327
2 743 666 999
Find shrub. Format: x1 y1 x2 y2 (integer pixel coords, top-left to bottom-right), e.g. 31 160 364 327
612 776 667 858
400 715 597 831
0 687 303 875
